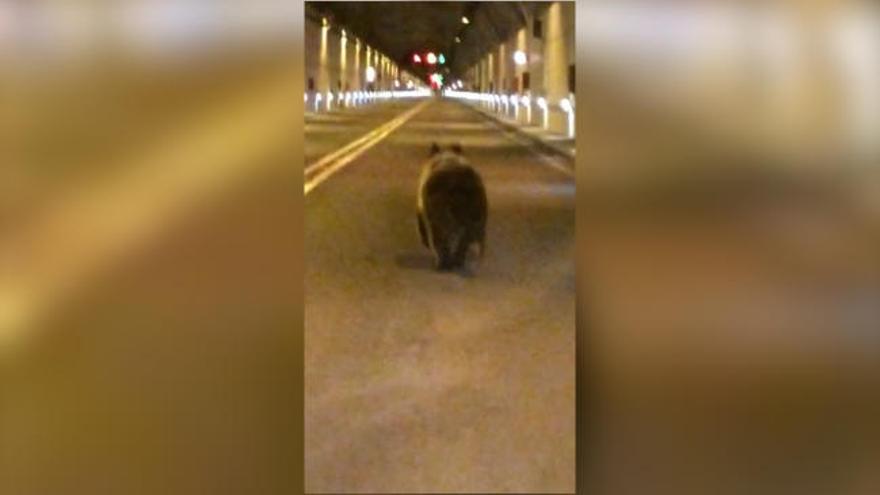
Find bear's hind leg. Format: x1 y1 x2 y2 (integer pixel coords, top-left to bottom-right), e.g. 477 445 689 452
435 243 454 271
417 213 430 248
450 232 471 269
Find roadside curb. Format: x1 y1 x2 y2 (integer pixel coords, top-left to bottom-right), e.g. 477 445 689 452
459 101 576 162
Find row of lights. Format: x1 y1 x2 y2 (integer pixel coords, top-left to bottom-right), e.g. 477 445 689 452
322 16 415 89
413 52 446 65
435 78 465 91
454 16 469 45
306 86 429 112
443 90 575 138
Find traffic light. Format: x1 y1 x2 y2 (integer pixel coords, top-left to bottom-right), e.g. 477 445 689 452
413 53 422 64
429 73 444 89
438 53 446 65
426 52 437 65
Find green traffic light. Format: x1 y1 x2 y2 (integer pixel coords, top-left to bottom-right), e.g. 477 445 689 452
438 54 446 65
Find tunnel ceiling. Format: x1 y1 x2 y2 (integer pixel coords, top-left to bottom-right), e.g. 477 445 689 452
308 2 537 81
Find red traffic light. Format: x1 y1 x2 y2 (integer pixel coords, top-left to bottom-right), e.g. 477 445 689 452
413 54 422 64
428 73 444 89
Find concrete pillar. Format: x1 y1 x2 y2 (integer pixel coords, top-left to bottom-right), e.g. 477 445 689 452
378 54 386 90
390 60 395 89
318 17 330 96
477 60 485 92
339 29 350 99
385 56 391 89
476 57 481 91
528 9 546 103
364 45 373 91
474 58 481 92
543 1 575 135
373 50 380 89
515 27 530 124
508 36 519 94
305 16 322 108
515 27 527 91
498 38 519 118
488 52 495 93
353 38 362 91
496 42 507 95
487 55 496 108
324 26 343 110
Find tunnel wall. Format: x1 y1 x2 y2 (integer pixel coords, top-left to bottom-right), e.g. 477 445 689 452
463 1 576 136
304 7 419 110
542 2 576 132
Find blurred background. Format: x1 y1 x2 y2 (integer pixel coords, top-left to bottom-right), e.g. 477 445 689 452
2 1 304 494
0 0 878 493
576 1 880 494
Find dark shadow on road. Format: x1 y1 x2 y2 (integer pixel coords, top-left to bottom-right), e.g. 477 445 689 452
394 252 435 271
394 252 479 279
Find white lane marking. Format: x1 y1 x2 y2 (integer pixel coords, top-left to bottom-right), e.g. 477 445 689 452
304 100 432 195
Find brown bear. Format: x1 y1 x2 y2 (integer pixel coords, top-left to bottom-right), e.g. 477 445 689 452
417 143 488 271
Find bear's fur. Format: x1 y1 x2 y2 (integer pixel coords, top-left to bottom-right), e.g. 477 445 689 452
417 143 487 271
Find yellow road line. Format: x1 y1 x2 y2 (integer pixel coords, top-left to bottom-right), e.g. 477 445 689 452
304 100 431 195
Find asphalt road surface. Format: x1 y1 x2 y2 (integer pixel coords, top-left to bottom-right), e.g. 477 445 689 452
304 98 576 493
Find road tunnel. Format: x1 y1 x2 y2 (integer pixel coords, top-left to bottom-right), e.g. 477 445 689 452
303 2 577 492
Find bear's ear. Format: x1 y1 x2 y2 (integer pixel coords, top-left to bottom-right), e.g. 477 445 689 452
450 143 463 155
429 142 441 156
